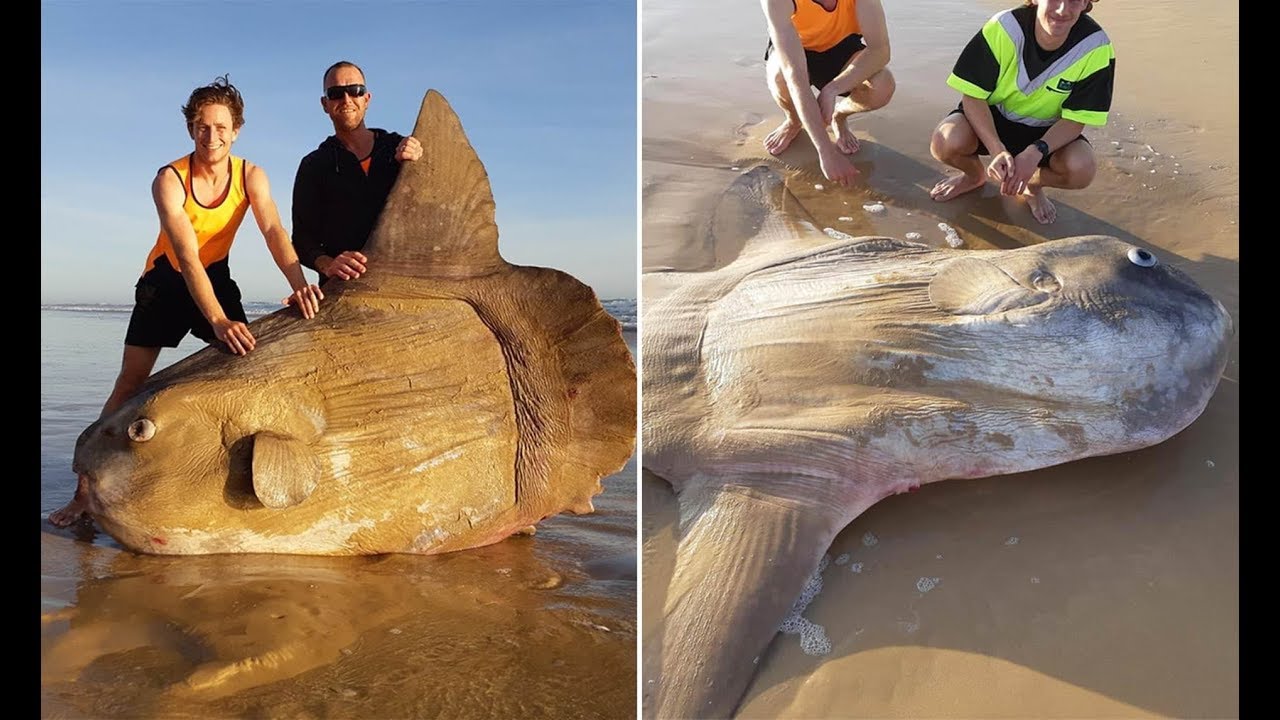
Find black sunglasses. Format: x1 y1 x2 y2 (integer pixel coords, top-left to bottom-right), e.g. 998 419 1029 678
325 83 367 101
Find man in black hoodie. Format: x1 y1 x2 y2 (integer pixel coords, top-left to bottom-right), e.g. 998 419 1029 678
292 61 423 284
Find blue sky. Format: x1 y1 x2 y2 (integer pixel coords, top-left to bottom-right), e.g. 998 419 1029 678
41 0 637 303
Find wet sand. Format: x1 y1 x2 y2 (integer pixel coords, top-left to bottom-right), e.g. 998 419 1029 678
642 1 1238 718
41 333 639 719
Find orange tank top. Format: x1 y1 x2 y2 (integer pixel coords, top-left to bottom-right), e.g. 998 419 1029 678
142 154 250 275
792 0 862 53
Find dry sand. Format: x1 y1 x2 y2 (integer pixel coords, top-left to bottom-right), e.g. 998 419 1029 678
641 1 1238 717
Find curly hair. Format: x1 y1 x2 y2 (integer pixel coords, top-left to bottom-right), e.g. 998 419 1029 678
1023 0 1095 13
182 74 245 131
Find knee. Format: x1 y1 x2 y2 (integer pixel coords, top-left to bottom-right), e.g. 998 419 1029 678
929 127 948 161
866 72 896 110
930 124 963 161
1061 149 1097 188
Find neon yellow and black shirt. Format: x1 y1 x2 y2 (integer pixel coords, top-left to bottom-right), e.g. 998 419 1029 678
946 5 1115 129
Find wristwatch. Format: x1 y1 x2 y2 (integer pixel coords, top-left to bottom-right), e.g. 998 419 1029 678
1032 139 1050 157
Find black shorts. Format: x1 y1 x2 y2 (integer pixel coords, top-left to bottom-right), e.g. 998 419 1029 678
765 33 866 95
948 102 1089 168
123 256 247 349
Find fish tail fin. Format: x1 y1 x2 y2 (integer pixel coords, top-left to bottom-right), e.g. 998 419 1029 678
472 267 636 518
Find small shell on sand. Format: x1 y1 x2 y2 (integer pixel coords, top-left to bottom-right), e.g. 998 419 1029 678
823 227 854 241
916 577 940 593
838 216 854 222
862 202 887 214
905 232 923 241
814 184 825 190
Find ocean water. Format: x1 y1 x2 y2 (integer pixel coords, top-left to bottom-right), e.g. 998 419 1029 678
40 300 637 718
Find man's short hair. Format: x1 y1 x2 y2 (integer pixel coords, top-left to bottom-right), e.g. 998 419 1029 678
323 61 366 87
182 74 245 131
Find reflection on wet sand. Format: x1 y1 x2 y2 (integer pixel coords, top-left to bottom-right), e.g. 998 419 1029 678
42 467 637 719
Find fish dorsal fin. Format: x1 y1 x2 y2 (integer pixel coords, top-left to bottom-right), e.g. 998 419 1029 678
714 166 833 265
364 90 504 278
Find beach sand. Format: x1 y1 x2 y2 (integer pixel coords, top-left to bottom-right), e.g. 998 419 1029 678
641 1 1238 718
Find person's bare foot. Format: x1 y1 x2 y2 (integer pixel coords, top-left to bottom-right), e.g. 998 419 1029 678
49 474 92 528
764 118 802 155
49 495 88 528
930 172 985 201
1024 185 1057 224
832 119 860 154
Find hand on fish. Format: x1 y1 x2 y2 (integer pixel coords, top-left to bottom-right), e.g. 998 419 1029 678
283 284 325 319
212 317 255 355
322 251 368 281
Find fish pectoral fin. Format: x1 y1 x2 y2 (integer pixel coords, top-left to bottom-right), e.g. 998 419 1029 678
722 166 831 264
929 256 1049 315
251 432 320 509
654 481 847 720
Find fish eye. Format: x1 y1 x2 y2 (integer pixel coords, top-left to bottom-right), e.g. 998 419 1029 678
1030 269 1061 292
127 418 156 443
1127 247 1158 268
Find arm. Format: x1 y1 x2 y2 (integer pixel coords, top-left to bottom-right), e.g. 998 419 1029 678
1004 119 1086 194
960 94 1006 159
289 155 330 275
761 0 856 185
819 0 890 104
245 162 323 318
290 155 367 282
151 169 255 355
946 24 1018 187
961 95 1026 194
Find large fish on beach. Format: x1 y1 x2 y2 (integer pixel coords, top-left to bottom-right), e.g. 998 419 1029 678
70 90 636 556
641 166 1233 718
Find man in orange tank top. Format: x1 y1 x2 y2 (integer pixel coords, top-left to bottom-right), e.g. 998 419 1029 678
761 0 897 186
49 76 325 528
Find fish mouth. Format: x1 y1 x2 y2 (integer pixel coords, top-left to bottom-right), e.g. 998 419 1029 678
76 471 105 516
